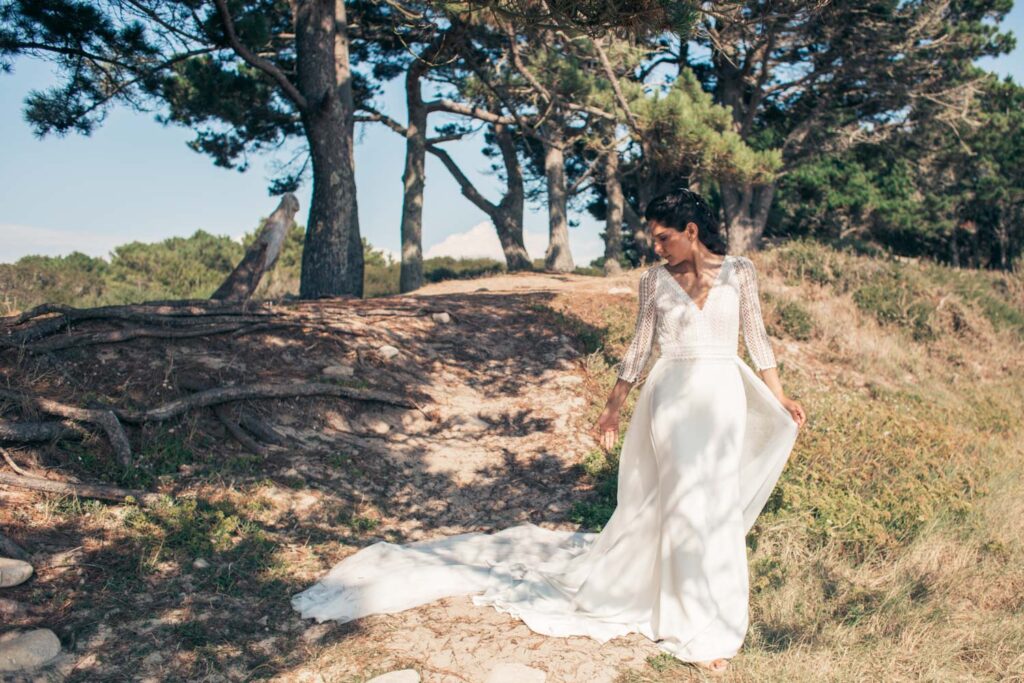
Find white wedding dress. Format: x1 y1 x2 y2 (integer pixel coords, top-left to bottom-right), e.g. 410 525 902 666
292 255 800 661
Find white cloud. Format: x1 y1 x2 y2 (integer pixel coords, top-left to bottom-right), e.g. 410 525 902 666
424 221 604 266
0 223 124 264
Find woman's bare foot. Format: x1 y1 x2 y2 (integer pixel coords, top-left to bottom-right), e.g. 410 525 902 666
692 657 729 676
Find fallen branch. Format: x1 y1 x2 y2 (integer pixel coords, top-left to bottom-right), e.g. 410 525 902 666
0 390 133 467
0 472 162 506
115 381 422 423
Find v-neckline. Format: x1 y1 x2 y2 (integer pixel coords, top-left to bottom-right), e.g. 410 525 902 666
662 256 732 313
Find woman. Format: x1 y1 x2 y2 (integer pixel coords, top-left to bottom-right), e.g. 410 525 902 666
292 188 805 678
593 188 806 674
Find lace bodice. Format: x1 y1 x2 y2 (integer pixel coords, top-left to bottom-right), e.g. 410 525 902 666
617 255 777 383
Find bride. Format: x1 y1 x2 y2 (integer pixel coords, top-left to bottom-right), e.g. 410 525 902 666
292 188 806 678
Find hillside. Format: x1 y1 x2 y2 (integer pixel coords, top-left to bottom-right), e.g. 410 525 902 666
1 241 1022 682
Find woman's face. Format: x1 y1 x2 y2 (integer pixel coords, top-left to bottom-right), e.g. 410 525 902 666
650 220 699 266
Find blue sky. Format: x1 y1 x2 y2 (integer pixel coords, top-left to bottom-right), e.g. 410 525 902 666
1 6 1021 266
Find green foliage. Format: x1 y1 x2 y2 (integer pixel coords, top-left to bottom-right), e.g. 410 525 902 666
569 448 619 531
122 496 277 590
423 256 505 283
630 69 781 187
765 293 816 341
0 227 526 309
852 271 938 342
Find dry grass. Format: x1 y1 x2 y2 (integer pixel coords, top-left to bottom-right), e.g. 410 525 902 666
1 241 1022 682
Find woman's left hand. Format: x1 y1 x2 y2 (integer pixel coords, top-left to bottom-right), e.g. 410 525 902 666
779 396 806 428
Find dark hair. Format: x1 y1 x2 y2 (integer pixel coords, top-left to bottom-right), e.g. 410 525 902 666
644 188 727 255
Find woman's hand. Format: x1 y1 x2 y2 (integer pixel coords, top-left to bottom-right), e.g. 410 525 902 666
779 396 806 428
595 406 620 451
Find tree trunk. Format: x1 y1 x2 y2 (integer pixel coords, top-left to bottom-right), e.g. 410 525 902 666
212 194 299 302
721 181 775 254
493 123 532 270
296 0 363 299
623 202 655 265
542 127 574 272
399 56 427 293
602 147 624 275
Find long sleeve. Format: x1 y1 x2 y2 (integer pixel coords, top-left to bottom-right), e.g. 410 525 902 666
617 269 658 383
735 256 778 371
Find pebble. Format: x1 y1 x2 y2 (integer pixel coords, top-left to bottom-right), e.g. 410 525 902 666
431 312 451 323
378 345 400 359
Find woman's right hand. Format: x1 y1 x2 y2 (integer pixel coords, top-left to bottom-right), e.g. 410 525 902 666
595 407 620 451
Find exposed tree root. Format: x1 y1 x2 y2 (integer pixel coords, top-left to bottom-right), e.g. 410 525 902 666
0 390 133 467
0 472 162 506
114 382 421 423
0 418 87 442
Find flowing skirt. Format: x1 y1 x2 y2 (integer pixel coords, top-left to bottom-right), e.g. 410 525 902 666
291 355 799 661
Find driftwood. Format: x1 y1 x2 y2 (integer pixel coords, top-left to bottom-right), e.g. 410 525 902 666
0 389 133 468
211 193 300 302
0 472 162 506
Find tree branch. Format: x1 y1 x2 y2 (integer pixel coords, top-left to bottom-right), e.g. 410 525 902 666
212 0 308 111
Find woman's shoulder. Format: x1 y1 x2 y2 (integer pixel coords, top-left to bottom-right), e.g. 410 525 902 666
728 254 756 273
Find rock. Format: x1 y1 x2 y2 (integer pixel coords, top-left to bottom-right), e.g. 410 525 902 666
322 364 355 378
366 670 421 683
431 312 451 324
0 629 61 673
607 286 632 295
378 345 400 359
192 558 210 570
0 558 33 588
485 663 546 683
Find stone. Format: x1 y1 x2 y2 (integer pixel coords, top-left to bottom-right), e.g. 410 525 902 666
607 286 632 295
378 345 400 359
0 558 33 588
192 558 210 570
0 629 61 673
431 312 451 324
366 670 421 683
485 663 546 683
322 364 355 378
